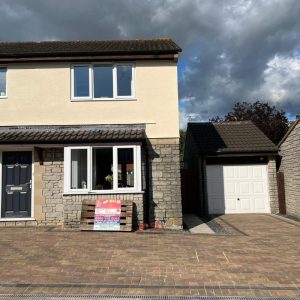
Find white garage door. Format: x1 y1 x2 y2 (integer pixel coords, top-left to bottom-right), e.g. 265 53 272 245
206 165 270 214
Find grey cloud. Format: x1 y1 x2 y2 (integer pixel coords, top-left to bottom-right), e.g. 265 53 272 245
1 0 300 126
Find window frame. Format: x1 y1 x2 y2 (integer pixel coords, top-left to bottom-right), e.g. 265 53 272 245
64 145 141 194
71 63 135 101
114 63 135 99
71 64 93 100
0 66 7 99
93 63 114 100
64 146 91 193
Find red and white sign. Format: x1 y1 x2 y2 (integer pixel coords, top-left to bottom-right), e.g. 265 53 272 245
93 199 121 231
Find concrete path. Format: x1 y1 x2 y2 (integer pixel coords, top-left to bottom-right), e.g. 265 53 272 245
183 214 215 234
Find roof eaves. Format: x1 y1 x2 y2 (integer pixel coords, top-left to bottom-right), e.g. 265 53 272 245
201 149 278 157
0 49 180 58
0 38 182 59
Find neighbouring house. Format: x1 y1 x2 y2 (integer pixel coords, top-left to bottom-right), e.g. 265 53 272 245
183 121 279 215
278 118 300 218
0 38 182 229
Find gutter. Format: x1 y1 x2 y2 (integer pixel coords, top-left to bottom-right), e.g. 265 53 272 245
0 53 179 63
204 151 278 158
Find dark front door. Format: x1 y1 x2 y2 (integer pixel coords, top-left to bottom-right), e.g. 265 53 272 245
1 151 32 218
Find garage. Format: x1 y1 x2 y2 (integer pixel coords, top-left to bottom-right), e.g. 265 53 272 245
206 164 270 214
183 121 279 215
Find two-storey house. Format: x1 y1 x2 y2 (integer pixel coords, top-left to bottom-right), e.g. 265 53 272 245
0 38 182 229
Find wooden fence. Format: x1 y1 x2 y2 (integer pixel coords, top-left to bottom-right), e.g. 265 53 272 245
277 171 286 214
181 169 198 214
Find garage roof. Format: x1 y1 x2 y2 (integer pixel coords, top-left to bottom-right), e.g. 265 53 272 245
187 121 278 155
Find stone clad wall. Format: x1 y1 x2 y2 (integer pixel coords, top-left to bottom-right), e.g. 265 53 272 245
279 122 300 217
41 149 64 225
148 139 182 229
63 193 144 228
2 141 183 229
38 148 145 228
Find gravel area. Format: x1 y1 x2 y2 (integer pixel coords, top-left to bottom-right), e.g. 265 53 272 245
200 216 228 234
198 215 246 235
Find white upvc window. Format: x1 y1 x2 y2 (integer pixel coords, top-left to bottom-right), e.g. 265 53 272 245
71 63 135 100
64 145 141 194
0 66 7 98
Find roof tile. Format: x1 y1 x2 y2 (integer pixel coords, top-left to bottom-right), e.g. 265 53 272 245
0 125 145 144
188 121 277 154
0 38 181 58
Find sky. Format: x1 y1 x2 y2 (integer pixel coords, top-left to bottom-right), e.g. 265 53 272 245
1 0 300 128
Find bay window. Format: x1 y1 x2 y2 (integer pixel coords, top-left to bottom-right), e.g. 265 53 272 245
64 145 141 193
71 63 135 100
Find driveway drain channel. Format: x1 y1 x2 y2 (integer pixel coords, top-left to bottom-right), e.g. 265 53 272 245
0 295 298 300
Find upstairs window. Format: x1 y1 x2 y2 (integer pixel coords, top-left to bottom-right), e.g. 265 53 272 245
94 65 113 98
116 65 133 97
73 66 90 98
0 67 7 97
72 64 134 100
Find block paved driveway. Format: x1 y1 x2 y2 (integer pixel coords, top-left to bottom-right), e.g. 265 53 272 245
0 214 299 298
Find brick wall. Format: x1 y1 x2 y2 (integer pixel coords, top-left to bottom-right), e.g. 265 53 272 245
279 122 300 217
268 156 279 214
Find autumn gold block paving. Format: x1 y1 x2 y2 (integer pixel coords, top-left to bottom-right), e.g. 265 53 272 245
0 215 299 298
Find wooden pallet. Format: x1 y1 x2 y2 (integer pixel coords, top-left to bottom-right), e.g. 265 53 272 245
80 199 133 231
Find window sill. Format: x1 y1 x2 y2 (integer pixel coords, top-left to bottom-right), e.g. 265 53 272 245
71 98 137 102
0 218 35 222
63 190 144 195
0 96 7 99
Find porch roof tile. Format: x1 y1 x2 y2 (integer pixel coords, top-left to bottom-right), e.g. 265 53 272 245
0 125 145 144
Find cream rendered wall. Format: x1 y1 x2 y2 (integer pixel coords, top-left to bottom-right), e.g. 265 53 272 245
0 61 179 138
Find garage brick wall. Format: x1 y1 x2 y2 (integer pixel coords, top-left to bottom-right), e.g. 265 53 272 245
279 121 300 218
268 157 279 214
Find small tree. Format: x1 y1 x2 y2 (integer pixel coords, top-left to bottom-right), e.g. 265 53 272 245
210 101 289 144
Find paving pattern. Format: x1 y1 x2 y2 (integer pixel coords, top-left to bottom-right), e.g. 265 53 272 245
0 214 299 298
